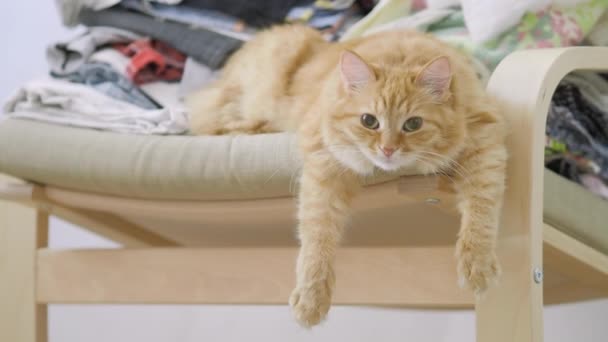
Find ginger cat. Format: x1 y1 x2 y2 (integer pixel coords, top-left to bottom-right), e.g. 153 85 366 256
189 26 507 327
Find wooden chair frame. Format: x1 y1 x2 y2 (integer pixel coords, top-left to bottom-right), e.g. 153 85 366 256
2 47 608 342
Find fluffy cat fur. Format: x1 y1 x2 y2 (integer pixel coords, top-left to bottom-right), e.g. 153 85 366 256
188 26 507 327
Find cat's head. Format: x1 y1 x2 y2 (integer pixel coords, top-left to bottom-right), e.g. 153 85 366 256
322 50 466 175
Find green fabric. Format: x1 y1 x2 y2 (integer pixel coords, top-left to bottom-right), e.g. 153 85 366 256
427 0 608 71
544 169 608 255
343 0 608 71
340 0 412 40
0 118 415 200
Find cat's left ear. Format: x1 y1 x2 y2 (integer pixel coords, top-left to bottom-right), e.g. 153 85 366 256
416 56 452 102
340 50 375 94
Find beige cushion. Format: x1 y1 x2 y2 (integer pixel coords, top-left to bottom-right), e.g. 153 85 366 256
0 118 416 200
0 118 606 253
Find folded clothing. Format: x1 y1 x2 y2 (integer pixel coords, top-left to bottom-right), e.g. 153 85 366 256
55 0 183 26
3 79 188 135
286 0 360 40
545 72 608 200
340 0 412 41
88 46 131 73
425 0 551 43
47 26 142 76
113 38 186 85
547 82 608 180
79 7 243 69
424 0 594 43
52 62 161 109
180 0 311 27
120 0 256 41
345 0 608 71
54 47 182 107
61 0 325 29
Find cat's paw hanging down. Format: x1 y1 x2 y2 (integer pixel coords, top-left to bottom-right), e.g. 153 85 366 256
289 270 334 327
188 25 507 327
456 235 501 296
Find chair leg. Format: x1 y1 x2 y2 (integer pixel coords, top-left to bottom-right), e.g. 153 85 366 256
0 200 48 342
474 187 544 341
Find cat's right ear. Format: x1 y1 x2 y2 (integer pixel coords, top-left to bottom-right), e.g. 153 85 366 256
415 56 452 102
339 50 375 94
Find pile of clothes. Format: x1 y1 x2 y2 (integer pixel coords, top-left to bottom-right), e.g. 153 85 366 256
4 0 375 134
344 0 608 80
546 72 608 200
2 0 608 197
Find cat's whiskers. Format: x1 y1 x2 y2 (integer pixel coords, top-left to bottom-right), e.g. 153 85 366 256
415 154 467 188
411 154 440 174
416 150 473 186
414 154 458 185
417 151 471 177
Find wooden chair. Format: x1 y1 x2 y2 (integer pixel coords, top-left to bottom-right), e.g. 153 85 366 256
1 47 608 342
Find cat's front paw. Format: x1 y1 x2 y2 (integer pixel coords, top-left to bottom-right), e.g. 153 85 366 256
456 237 501 297
289 276 333 327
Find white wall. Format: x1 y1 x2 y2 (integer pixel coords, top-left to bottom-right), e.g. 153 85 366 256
1 2 607 341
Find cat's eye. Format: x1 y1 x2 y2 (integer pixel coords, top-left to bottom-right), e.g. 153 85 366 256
360 113 379 130
403 116 423 132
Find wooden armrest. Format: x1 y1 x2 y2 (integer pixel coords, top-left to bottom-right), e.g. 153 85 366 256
477 47 608 341
486 46 608 243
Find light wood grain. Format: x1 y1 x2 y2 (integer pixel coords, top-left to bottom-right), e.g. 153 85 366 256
542 224 608 304
0 200 48 342
39 175 462 248
0 174 38 201
544 282 608 304
31 231 607 307
543 224 608 291
36 246 473 306
0 174 176 247
477 47 608 342
47 206 178 247
41 175 456 224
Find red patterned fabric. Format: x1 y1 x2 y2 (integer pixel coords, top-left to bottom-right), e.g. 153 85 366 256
113 38 186 84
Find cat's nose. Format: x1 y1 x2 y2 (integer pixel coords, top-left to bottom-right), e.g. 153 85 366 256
380 146 396 157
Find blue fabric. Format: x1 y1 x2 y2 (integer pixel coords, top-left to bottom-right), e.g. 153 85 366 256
52 62 161 109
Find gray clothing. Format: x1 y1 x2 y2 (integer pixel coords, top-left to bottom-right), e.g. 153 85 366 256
79 7 243 69
54 0 182 27
181 0 309 28
547 79 608 180
120 0 256 41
